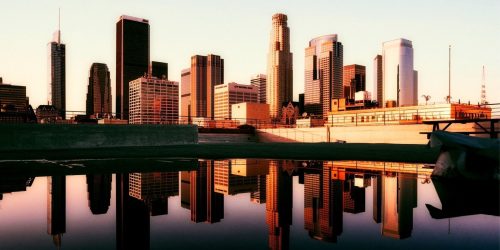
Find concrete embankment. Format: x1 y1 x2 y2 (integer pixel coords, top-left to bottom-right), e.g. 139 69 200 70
258 123 491 144
0 124 198 151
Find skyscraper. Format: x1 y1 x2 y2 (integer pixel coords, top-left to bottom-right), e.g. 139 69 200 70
214 82 258 120
86 174 111 215
382 39 416 107
129 76 179 124
267 13 293 120
190 54 224 119
373 55 383 107
86 63 111 117
304 35 343 118
251 74 267 104
116 15 150 120
48 25 66 119
151 61 168 79
180 68 191 123
343 64 366 101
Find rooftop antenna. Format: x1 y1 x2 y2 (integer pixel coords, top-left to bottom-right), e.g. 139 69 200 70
480 66 487 105
447 45 451 104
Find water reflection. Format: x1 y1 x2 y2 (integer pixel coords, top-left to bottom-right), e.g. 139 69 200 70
0 159 498 250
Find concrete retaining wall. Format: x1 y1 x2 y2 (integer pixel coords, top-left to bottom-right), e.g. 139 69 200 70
0 124 198 151
258 122 494 144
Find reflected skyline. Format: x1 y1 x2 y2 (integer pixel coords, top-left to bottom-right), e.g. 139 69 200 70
0 159 497 249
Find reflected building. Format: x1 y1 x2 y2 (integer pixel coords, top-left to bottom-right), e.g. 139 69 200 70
266 161 293 250
116 172 150 250
304 163 344 243
0 176 34 201
213 160 257 195
372 175 382 223
381 173 417 239
343 174 366 214
86 174 111 215
129 172 179 216
47 176 66 248
189 161 224 223
251 175 267 204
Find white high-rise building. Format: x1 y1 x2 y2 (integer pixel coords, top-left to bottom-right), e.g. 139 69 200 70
382 39 416 107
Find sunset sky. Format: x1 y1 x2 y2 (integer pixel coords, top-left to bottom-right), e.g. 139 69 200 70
1 0 498 112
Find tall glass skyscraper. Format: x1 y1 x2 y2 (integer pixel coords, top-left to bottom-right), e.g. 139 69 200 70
48 29 66 119
86 63 112 117
190 54 224 119
116 15 150 120
267 13 293 120
304 34 343 118
382 39 416 107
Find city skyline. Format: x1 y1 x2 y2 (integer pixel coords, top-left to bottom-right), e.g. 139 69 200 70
0 0 498 113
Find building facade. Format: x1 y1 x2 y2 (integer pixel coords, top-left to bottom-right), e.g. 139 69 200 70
86 63 112 117
48 29 66 119
190 54 224 119
116 15 150 120
304 34 343 118
129 76 179 124
0 80 26 112
214 82 258 120
343 64 366 101
267 13 293 120
180 68 191 122
373 55 383 107
251 74 267 104
382 39 416 107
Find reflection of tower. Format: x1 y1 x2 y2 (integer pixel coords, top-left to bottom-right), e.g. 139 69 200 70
47 176 66 248
116 173 150 250
343 174 365 214
382 173 417 239
0 176 35 201
373 175 382 223
266 161 293 250
304 163 344 242
251 175 267 204
214 160 257 195
190 161 224 223
180 171 191 209
86 174 111 215
129 172 179 216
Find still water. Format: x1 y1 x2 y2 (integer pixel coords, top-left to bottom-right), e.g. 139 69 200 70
0 159 498 250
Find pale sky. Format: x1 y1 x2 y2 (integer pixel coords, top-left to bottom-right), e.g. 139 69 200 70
0 0 498 113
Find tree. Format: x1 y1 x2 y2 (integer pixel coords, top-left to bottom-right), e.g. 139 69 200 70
421 95 431 105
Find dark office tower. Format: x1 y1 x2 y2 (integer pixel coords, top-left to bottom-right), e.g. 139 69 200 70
180 171 191 209
381 173 417 239
190 55 224 119
47 176 66 248
373 55 383 107
343 64 366 100
151 61 168 79
86 63 112 117
343 174 366 214
116 15 150 120
48 28 66 119
190 161 224 223
266 160 293 250
251 74 267 104
116 173 150 250
304 164 344 243
373 175 382 223
304 35 343 118
267 13 293 120
180 68 191 123
86 174 111 215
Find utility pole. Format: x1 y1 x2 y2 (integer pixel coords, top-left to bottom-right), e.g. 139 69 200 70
448 45 451 103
